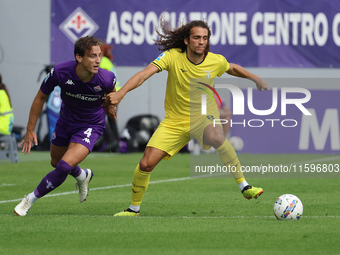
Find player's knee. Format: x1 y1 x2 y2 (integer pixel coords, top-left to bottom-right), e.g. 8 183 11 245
139 158 155 172
205 134 225 148
213 136 225 148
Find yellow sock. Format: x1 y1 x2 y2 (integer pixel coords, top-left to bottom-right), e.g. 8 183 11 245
131 164 151 206
216 139 245 184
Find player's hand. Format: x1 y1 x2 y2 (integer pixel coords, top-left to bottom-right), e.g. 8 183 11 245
105 104 117 121
102 90 124 107
254 77 269 91
19 130 38 155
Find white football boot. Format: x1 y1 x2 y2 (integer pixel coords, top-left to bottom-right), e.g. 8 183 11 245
75 169 94 202
14 196 32 216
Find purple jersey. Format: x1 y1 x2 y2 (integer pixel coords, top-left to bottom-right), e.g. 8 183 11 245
40 61 116 128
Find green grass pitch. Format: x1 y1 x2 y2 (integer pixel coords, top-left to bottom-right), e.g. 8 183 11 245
1 151 339 255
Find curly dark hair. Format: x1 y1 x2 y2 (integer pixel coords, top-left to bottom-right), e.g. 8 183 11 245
74 36 103 63
155 19 211 55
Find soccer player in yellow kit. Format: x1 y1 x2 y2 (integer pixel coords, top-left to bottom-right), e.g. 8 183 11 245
105 20 269 216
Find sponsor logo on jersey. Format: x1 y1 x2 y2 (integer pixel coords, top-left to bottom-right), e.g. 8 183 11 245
93 85 102 92
65 79 75 85
156 52 165 61
65 92 100 101
59 7 99 43
204 70 214 78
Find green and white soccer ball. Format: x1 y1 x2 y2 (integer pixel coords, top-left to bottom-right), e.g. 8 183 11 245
274 194 303 220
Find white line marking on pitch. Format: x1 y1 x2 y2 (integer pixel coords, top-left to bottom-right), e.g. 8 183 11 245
0 183 16 188
1 155 340 204
0 214 339 219
0 177 192 204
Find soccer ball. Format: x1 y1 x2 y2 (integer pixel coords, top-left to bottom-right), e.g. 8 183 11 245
229 136 244 151
273 194 303 220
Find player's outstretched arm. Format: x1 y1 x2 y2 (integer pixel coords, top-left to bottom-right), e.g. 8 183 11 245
105 105 117 121
104 64 159 106
20 90 48 155
226 63 269 91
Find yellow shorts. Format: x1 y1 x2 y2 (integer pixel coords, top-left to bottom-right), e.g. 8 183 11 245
147 107 221 160
190 109 221 151
147 117 190 160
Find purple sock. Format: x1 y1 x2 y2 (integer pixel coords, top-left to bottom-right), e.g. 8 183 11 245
69 165 82 178
34 160 73 198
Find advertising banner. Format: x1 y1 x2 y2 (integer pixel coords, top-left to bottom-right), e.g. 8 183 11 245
51 0 340 67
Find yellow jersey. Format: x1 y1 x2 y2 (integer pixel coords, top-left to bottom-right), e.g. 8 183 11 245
151 48 229 119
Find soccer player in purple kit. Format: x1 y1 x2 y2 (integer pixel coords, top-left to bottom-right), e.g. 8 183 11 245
14 36 117 216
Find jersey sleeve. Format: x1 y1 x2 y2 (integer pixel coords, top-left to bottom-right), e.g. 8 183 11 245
100 68 117 93
39 66 59 95
151 50 173 72
217 55 230 77
108 73 117 93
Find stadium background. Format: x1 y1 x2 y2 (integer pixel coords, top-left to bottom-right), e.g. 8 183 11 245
1 2 340 254
0 0 339 154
